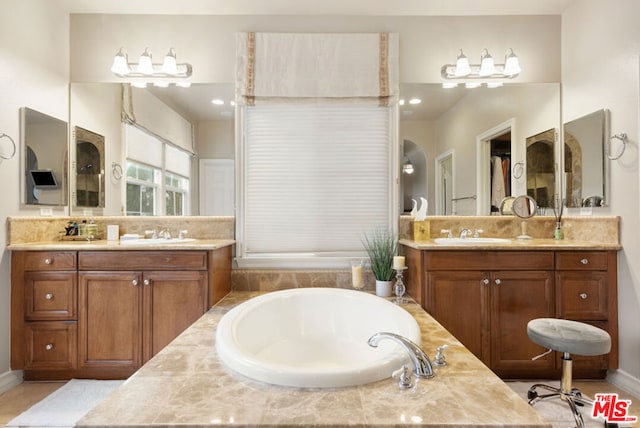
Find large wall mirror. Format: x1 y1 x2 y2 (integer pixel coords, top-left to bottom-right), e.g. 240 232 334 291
399 83 561 215
563 109 608 208
20 107 68 207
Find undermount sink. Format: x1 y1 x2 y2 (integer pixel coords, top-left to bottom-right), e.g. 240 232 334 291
216 288 420 388
434 237 511 245
120 237 197 245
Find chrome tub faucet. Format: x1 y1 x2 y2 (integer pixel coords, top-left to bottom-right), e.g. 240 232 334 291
367 332 435 379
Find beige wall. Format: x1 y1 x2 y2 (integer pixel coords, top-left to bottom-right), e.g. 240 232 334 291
0 0 70 389
562 0 640 396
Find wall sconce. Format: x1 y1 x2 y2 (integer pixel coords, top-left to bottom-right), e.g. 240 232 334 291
441 48 521 88
403 159 414 175
110 47 193 87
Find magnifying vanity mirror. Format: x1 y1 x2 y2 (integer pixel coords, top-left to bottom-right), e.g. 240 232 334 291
512 194 538 240
563 109 608 208
20 107 68 207
73 126 105 209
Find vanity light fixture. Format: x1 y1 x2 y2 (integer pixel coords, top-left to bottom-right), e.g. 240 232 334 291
402 159 414 175
441 48 521 84
110 47 193 86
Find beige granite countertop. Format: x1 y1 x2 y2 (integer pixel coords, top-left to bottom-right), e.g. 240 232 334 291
400 238 622 251
7 238 235 251
77 291 551 428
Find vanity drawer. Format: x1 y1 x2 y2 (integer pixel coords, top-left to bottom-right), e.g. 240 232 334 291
23 251 77 271
555 251 608 271
425 251 554 271
78 251 208 271
557 271 608 319
25 271 77 321
24 321 77 369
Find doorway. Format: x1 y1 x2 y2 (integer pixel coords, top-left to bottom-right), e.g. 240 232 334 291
435 150 454 215
476 119 515 215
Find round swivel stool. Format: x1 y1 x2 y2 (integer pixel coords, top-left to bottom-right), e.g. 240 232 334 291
527 318 611 428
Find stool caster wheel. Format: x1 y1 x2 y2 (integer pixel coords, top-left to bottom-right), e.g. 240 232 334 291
527 389 538 400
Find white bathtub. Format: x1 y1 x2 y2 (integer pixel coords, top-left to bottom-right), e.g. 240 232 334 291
215 288 420 388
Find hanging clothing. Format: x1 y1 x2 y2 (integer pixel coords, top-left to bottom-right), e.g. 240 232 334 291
491 156 506 208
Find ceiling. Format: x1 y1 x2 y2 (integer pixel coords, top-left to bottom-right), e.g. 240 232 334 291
61 0 576 16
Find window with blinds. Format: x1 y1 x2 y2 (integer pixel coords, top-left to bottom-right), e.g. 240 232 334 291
237 104 397 267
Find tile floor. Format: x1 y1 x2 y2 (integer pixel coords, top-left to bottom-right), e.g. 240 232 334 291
0 380 638 427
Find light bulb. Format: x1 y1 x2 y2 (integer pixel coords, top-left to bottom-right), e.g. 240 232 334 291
442 82 458 89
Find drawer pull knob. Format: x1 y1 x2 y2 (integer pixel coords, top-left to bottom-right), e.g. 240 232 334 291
482 279 489 285
143 279 151 286
494 279 501 285
45 293 54 300
580 293 588 299
45 343 54 351
44 258 52 265
132 279 139 286
580 258 589 265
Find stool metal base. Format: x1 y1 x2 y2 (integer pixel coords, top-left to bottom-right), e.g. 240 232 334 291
527 353 593 428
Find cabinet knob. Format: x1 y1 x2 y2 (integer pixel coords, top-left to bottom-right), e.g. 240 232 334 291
494 279 501 285
580 258 589 265
45 293 54 300
44 258 52 265
45 343 54 351
143 279 151 286
132 279 139 286
482 278 489 285
580 293 588 299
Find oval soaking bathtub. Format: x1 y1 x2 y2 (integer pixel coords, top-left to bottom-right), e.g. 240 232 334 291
215 288 420 388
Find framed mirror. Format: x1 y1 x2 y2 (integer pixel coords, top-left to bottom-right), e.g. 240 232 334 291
73 126 105 209
20 107 68 207
563 109 608 208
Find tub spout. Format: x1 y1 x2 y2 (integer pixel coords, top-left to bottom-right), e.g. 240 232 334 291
368 332 435 379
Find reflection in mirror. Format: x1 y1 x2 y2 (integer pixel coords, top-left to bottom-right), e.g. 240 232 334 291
526 128 556 209
74 126 105 208
512 194 538 240
20 107 68 206
401 139 427 214
563 109 607 208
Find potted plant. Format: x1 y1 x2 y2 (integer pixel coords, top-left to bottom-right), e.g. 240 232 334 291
362 228 398 297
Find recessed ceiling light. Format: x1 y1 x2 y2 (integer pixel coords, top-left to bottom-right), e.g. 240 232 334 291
409 98 422 105
399 99 405 106
211 99 224 105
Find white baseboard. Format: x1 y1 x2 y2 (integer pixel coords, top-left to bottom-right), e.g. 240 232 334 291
607 369 640 399
0 370 23 394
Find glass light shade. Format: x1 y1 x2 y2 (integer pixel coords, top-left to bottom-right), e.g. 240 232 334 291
479 50 495 76
465 82 482 89
110 50 130 75
153 81 170 88
454 50 471 77
162 48 178 75
503 50 522 76
137 49 154 75
403 161 414 174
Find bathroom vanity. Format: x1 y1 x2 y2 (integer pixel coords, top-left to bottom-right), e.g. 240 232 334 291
400 229 620 380
9 241 233 380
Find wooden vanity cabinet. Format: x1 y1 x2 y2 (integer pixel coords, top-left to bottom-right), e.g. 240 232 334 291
78 251 208 375
424 251 555 378
402 246 619 379
11 251 78 372
12 246 232 380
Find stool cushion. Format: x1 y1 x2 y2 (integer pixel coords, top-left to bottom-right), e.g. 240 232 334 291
527 318 611 356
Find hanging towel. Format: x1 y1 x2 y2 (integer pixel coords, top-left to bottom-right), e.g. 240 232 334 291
491 156 506 208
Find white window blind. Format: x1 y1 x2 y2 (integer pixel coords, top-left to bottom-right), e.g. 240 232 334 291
239 104 394 264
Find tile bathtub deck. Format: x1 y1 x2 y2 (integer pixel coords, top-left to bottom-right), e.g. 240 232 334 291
76 291 552 428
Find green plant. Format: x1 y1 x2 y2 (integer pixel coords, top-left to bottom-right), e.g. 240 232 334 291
362 228 398 281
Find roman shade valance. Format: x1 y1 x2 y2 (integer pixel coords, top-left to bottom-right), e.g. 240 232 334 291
235 32 399 106
121 84 195 155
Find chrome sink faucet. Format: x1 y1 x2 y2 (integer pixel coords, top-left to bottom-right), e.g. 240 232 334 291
459 228 473 239
367 332 435 379
158 228 172 239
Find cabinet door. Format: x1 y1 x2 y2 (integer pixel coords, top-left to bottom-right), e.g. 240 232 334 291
426 271 489 364
142 270 208 362
78 271 142 371
490 270 554 374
